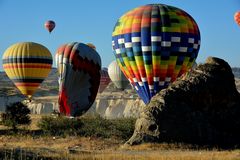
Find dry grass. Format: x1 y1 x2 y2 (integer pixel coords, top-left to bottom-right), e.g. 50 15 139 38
1 136 240 160
60 150 240 160
1 114 240 159
1 139 240 160
0 136 121 151
0 113 41 130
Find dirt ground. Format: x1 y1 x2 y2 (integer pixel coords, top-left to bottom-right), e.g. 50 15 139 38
1 136 240 160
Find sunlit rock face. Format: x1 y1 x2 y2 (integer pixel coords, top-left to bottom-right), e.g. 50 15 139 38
25 101 59 114
235 78 240 93
127 57 240 147
86 98 145 119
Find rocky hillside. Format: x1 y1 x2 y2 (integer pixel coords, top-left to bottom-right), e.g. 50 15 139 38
0 68 59 112
0 65 240 117
1 67 240 96
0 68 58 97
0 68 144 118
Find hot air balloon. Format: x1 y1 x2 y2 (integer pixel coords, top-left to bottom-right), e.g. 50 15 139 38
2 42 53 99
86 43 96 50
112 4 201 104
234 11 240 26
98 68 111 93
55 42 101 117
86 43 110 93
108 60 129 90
45 20 55 33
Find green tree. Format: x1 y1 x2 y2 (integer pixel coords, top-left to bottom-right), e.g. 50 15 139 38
1 102 31 132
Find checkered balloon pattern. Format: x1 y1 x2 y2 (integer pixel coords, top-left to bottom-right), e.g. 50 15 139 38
112 4 201 104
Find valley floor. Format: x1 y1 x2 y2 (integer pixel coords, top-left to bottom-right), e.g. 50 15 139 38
1 137 240 160
0 115 240 160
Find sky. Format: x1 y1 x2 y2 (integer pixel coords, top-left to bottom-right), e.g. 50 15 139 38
0 0 240 71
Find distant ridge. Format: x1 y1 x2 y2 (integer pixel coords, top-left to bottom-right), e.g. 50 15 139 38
0 68 58 97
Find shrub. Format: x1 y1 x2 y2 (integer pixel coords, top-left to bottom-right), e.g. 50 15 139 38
78 115 113 138
111 118 136 140
37 115 136 140
79 115 136 140
37 116 83 136
1 102 31 132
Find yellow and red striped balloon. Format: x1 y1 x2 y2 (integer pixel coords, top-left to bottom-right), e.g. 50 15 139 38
2 42 53 98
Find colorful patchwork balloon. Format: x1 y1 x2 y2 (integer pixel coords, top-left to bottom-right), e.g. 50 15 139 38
55 42 101 117
2 42 53 99
112 4 201 104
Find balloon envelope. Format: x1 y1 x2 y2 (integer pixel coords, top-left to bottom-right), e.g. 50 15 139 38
2 42 53 98
86 43 96 50
45 20 55 33
98 68 111 93
234 11 240 26
55 42 101 117
112 4 201 104
108 60 129 90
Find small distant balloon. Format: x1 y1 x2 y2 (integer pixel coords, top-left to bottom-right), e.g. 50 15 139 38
98 68 111 93
108 60 129 90
234 11 240 26
45 20 55 33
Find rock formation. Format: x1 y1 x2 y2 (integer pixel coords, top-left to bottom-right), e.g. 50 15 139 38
26 101 59 114
86 98 145 118
127 57 240 147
